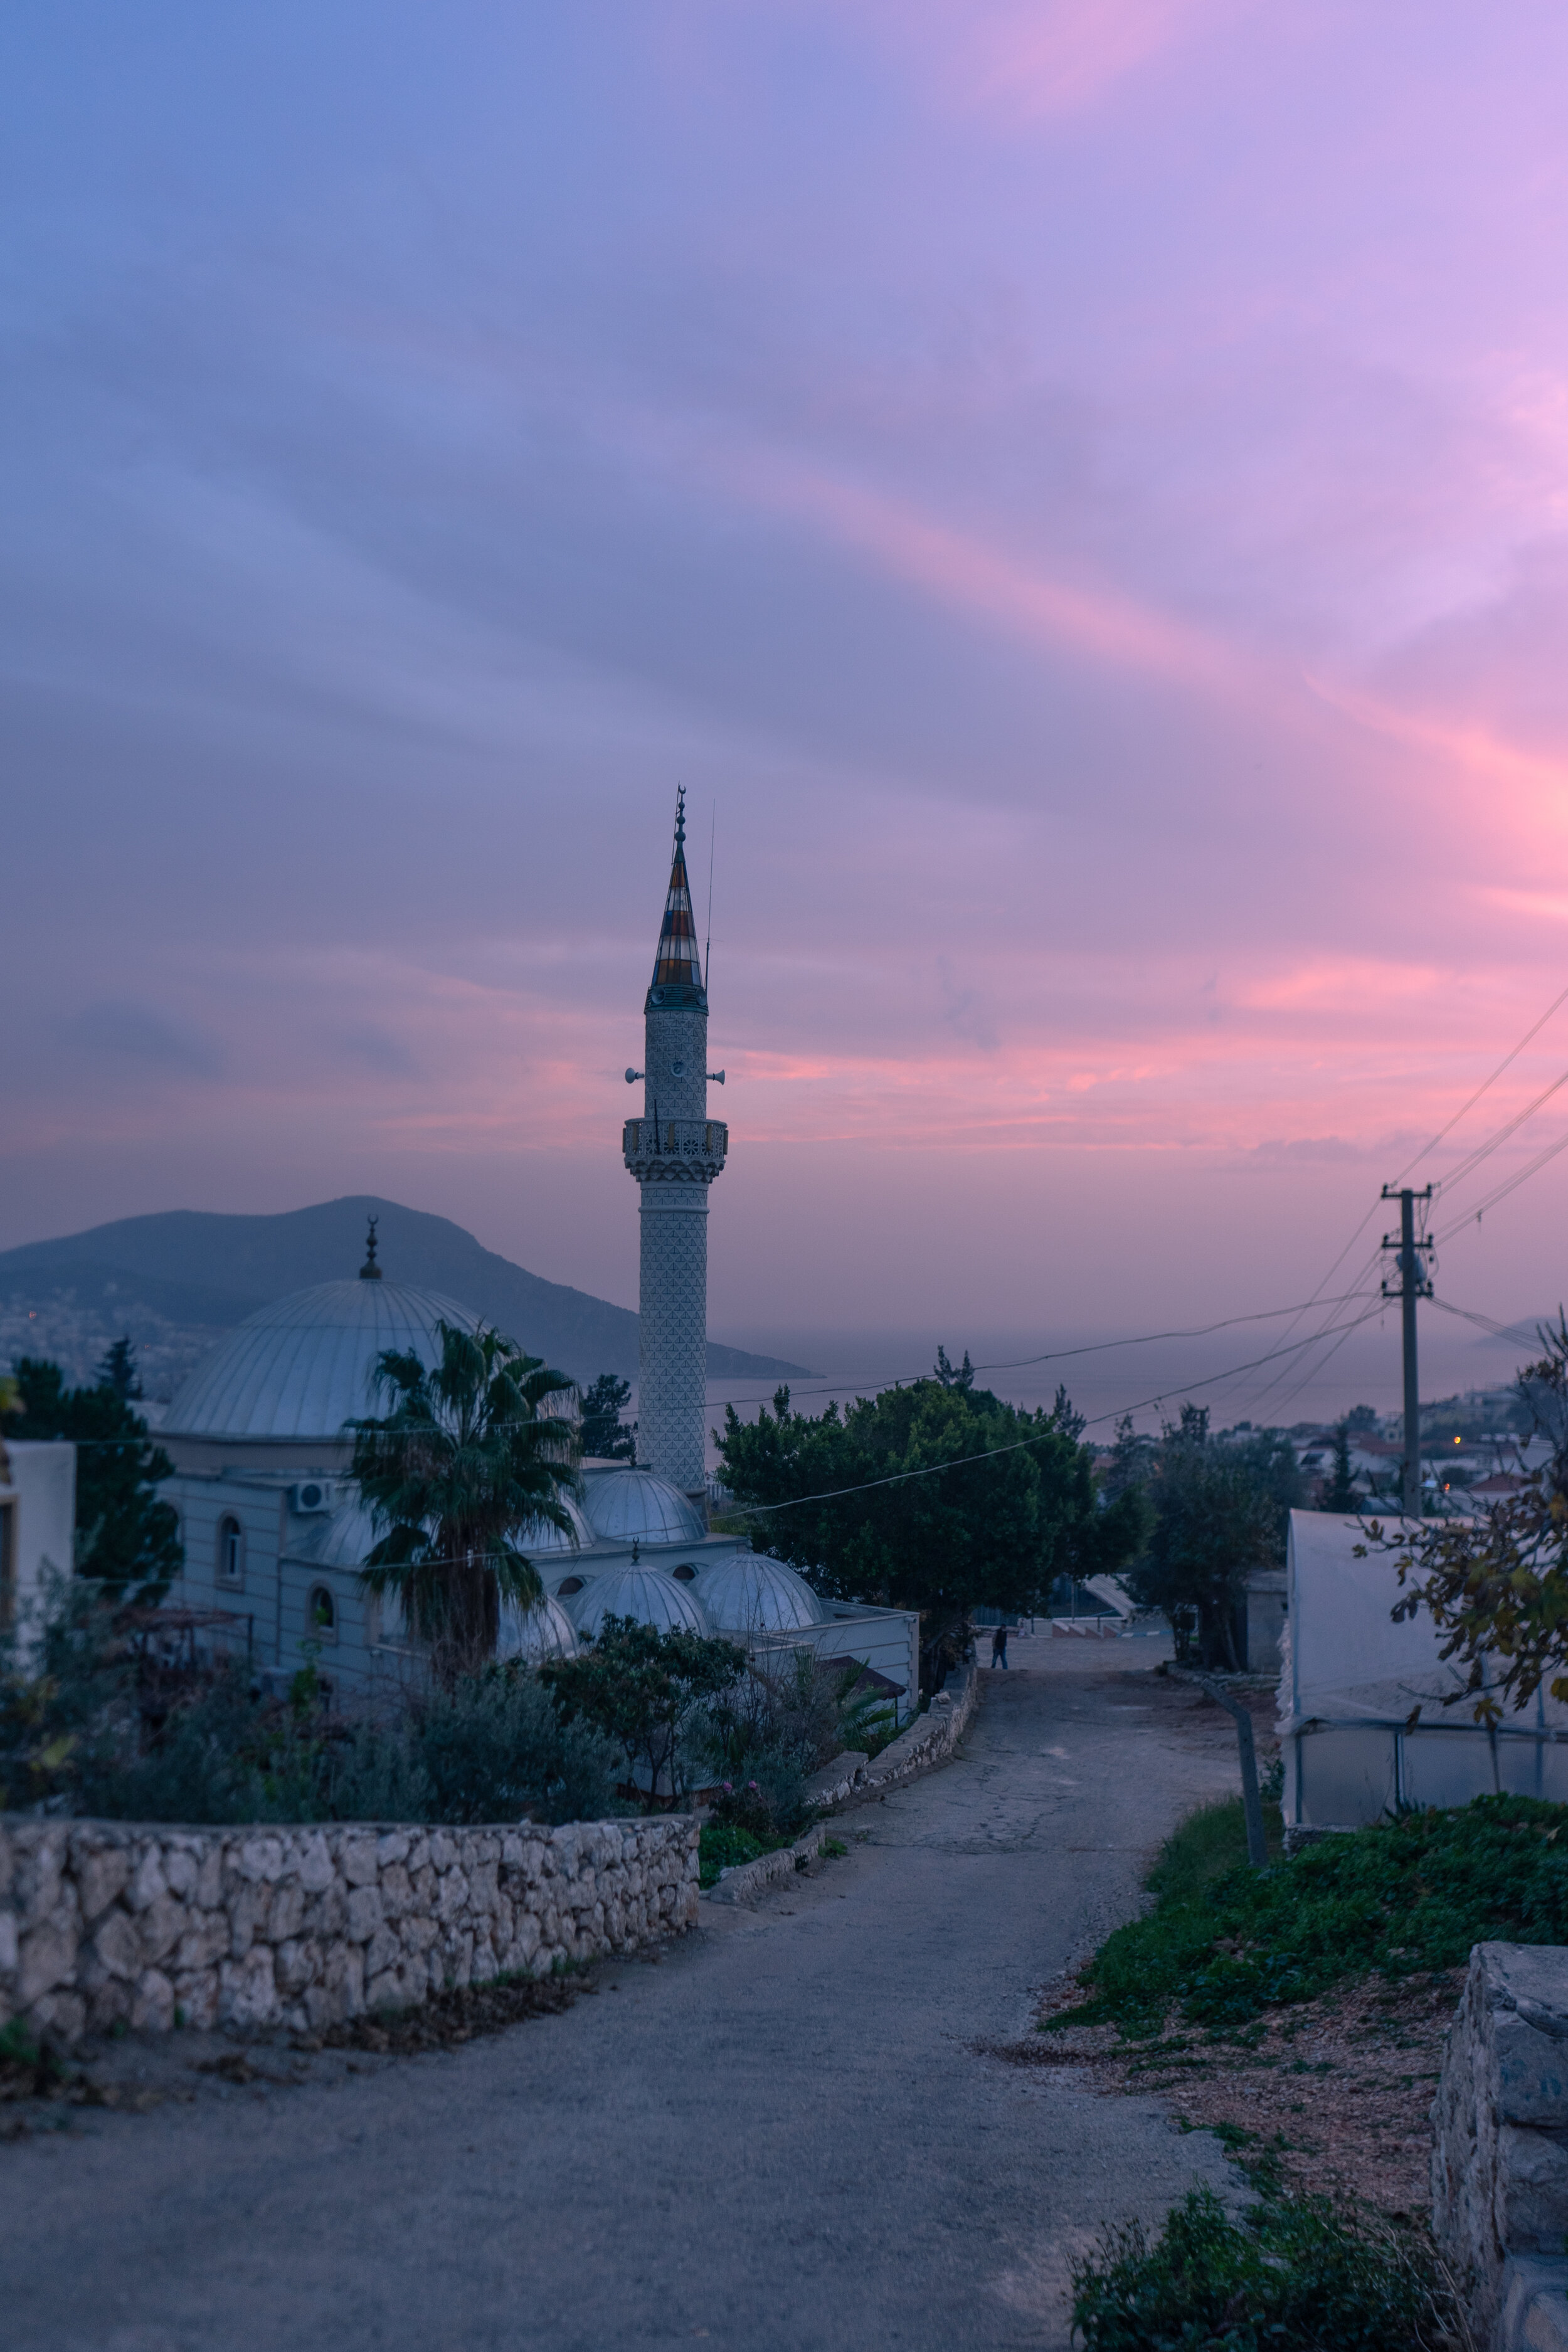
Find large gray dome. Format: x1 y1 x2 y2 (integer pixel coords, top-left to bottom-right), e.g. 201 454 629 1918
694 1552 820 1633
581 1466 706 1546
562 1565 713 1641
166 1278 480 1443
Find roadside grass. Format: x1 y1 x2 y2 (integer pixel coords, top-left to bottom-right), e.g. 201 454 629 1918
1053 1791 1568 2040
698 1821 796 1887
1071 2185 1461 2352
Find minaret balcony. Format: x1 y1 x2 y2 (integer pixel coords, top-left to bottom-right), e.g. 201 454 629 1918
623 1117 728 1185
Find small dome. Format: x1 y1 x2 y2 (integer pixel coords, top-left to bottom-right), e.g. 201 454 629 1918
694 1552 821 1633
515 1495 592 1556
497 1595 580 1663
581 1467 706 1546
295 1497 380 1571
564 1565 714 1641
166 1278 480 1444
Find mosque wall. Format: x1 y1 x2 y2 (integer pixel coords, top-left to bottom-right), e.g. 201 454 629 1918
0 1812 700 2046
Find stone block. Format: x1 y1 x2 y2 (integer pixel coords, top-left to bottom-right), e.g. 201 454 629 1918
127 1846 168 1914
379 1863 413 1920
75 1840 132 1926
194 1845 224 1910
364 1922 400 1979
0 1909 18 1976
220 1946 278 2029
341 1838 379 1888
228 1882 265 1959
297 1833 334 1894
267 1883 305 1944
175 1914 230 1974
428 1831 458 1873
140 1895 188 1968
172 1968 219 2032
93 1909 143 1983
275 1938 320 1993
132 1968 175 2033
376 1830 411 1868
236 1835 285 1885
18 1920 76 2008
302 1885 348 1940
401 1914 438 1957
161 1843 200 1900
1499 2126 1568 2254
346 1885 384 1944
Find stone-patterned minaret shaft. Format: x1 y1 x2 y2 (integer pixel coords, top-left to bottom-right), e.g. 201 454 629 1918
623 791 727 1500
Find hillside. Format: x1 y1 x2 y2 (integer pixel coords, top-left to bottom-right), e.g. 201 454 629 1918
0 1197 810 1396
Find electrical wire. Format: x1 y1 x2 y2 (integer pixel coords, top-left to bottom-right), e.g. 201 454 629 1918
1393 977 1568 1185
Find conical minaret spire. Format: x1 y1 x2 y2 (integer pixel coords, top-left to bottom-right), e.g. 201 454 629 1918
622 790 728 1502
648 787 704 1004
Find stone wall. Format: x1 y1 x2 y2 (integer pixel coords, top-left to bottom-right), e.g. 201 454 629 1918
1433 1942 1568 2349
707 1665 981 1905
0 1813 700 2046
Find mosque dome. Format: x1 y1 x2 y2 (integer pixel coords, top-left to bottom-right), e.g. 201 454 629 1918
561 1564 713 1641
166 1276 480 1444
580 1466 706 1547
517 1495 593 1555
497 1594 580 1663
692 1551 821 1633
294 1496 381 1569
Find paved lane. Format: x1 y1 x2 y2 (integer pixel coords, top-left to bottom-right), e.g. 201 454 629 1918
3 1643 1244 2351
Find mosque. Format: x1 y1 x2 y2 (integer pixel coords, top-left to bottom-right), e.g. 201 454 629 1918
157 800 919 1713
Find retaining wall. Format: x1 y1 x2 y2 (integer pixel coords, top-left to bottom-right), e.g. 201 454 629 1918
1433 1942 1568 2349
707 1664 980 1905
0 1813 700 2045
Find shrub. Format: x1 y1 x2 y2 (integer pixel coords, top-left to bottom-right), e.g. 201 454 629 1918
1072 2187 1448 2351
405 1668 623 1827
542 1616 746 1806
698 1821 767 1887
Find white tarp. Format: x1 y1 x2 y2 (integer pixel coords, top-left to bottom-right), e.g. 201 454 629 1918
1281 1508 1568 1828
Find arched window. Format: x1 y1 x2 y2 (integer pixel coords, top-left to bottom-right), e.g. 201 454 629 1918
308 1586 337 1643
672 1564 697 1582
218 1515 244 1586
556 1576 585 1596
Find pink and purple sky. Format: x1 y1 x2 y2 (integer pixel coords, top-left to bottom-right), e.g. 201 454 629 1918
6 3 1568 1421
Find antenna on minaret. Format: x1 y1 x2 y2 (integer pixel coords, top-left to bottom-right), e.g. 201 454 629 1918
704 800 715 997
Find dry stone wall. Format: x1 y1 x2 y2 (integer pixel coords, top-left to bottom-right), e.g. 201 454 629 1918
1433 1942 1568 2350
0 1814 699 2046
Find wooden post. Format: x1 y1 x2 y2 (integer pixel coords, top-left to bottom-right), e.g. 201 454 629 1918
1199 1677 1269 1867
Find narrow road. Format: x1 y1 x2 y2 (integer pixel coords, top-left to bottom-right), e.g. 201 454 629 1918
4 1643 1246 2351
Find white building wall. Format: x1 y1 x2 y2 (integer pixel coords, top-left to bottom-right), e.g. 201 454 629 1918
0 1441 76 1651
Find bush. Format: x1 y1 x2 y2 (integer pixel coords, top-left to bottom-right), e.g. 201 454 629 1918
1063 1791 1568 2039
1072 2186 1447 2351
402 1669 622 1827
698 1821 768 1887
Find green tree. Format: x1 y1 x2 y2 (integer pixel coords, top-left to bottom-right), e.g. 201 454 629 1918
579 1371 635 1461
97 1336 140 1402
1376 1315 1568 1723
541 1615 744 1805
1126 1406 1288 1669
718 1364 1148 1692
349 1322 579 1682
1322 1419 1360 1513
8 1350 181 1596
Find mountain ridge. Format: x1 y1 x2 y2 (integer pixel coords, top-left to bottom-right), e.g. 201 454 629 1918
0 1197 812 1389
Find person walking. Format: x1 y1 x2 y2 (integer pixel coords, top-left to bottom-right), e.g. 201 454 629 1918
990 1622 1009 1670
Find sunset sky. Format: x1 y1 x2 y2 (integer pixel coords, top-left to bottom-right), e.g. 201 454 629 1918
6 3 1568 1421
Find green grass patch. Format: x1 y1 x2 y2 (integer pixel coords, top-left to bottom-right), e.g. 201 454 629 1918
697 1821 800 1888
1071 2186 1449 2351
1058 1790 1568 2040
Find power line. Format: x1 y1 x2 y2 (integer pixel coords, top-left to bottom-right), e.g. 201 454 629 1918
1394 977 1568 1185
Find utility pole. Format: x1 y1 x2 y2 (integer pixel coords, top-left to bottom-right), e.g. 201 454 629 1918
1380 1185 1434 1519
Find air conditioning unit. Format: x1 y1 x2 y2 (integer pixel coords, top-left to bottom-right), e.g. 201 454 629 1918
289 1480 335 1516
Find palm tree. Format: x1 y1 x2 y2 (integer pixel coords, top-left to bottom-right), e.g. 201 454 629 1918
349 1323 579 1681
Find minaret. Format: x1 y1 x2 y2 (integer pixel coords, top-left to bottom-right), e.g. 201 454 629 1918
623 790 727 1501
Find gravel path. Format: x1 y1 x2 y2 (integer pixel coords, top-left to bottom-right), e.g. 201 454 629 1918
2 1641 1247 2351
